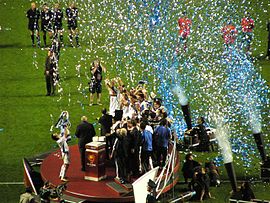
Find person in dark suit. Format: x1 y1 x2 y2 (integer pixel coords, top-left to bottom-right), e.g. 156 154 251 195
44 50 57 96
75 116 96 171
98 108 113 159
98 108 112 136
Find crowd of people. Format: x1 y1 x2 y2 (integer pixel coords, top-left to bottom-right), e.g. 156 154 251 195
98 78 173 183
26 1 270 57
26 1 81 96
181 153 257 202
26 2 79 48
181 154 220 201
21 3 269 202
48 79 173 185
26 2 269 96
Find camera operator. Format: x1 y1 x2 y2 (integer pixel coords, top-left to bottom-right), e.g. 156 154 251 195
39 181 67 203
89 60 106 106
39 181 52 203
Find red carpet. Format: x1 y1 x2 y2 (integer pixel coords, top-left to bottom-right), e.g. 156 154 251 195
41 144 180 202
40 145 134 202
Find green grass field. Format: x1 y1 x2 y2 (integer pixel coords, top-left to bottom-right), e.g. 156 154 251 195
0 0 269 202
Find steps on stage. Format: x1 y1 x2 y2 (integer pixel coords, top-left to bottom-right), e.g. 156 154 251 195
106 178 133 196
60 194 86 203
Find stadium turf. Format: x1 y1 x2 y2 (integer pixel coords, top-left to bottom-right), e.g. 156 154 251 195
0 0 269 202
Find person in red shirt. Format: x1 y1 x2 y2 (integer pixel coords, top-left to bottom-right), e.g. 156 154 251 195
221 21 238 46
241 12 254 53
178 12 192 52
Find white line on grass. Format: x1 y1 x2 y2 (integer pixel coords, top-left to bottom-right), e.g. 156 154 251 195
0 182 24 185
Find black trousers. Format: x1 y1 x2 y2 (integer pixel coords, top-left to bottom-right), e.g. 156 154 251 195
45 75 55 95
105 135 114 159
141 150 152 173
128 150 140 176
116 156 127 180
156 147 167 167
79 146 86 170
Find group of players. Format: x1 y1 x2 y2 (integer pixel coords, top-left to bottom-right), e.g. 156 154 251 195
99 79 172 184
50 79 172 184
178 12 256 53
26 2 79 48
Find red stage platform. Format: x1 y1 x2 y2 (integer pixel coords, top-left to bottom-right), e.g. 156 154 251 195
40 145 180 202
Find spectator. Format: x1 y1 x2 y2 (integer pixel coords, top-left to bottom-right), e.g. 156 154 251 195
19 187 35 203
39 181 51 203
205 161 220 187
208 169 220 187
189 168 213 201
182 153 201 183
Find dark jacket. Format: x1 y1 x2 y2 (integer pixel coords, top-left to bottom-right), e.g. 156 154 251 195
45 56 56 75
75 121 96 148
98 114 112 136
128 127 141 152
114 135 128 159
241 184 255 201
182 160 201 178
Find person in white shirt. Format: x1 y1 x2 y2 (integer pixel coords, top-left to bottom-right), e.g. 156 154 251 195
105 78 120 116
52 128 70 182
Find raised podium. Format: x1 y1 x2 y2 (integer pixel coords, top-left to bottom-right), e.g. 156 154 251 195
85 141 106 181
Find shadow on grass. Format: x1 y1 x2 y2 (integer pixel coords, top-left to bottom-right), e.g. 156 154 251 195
0 43 37 49
0 94 47 98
